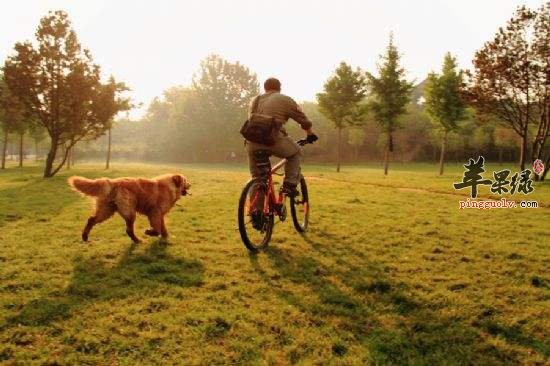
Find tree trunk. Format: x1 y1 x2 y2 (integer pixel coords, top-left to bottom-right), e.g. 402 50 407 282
106 128 112 170
384 146 389 175
18 133 24 168
44 137 58 178
498 148 503 165
438 130 448 176
384 132 391 175
49 143 72 177
532 106 549 181
66 147 71 170
541 152 549 181
1 129 7 169
519 134 527 171
336 127 342 172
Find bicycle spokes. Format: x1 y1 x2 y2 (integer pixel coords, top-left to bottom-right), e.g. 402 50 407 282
247 191 261 215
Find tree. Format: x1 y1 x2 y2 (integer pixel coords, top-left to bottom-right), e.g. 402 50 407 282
367 34 413 175
317 62 367 172
190 55 259 160
0 74 28 169
3 10 130 177
348 127 365 161
102 82 133 171
27 123 47 161
15 120 27 168
134 56 257 163
105 121 113 169
106 111 131 169
472 124 494 156
494 126 519 163
464 5 549 172
424 53 467 175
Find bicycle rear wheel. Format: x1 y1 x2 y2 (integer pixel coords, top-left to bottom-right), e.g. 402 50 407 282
290 177 309 232
238 179 274 252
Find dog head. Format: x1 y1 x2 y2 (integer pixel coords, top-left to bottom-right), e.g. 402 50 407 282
172 174 191 196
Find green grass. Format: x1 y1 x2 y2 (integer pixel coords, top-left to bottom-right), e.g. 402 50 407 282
0 161 549 364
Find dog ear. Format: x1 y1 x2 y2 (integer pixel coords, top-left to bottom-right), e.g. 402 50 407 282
172 175 183 187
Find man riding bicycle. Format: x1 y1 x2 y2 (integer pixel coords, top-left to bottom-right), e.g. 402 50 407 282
246 78 317 197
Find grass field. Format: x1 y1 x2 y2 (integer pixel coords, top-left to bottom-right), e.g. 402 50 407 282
0 161 549 365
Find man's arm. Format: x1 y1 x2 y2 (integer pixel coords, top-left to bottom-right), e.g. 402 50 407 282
248 96 259 118
288 98 313 132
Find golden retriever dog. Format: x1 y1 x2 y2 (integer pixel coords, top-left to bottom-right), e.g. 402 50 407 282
68 174 190 243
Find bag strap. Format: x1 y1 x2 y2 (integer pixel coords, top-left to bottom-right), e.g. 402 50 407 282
251 95 261 114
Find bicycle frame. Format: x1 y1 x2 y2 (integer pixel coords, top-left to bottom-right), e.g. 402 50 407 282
248 158 288 216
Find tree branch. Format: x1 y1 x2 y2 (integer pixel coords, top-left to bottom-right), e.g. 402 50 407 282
50 139 76 176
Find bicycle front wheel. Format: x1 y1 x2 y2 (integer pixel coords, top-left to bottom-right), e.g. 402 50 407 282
238 179 274 252
290 177 309 233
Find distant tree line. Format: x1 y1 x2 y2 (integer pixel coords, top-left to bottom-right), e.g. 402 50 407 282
1 5 548 179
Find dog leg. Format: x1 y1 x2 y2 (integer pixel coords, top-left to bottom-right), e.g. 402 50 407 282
82 216 95 242
116 201 141 243
160 216 168 239
82 200 115 241
124 215 141 244
146 211 163 237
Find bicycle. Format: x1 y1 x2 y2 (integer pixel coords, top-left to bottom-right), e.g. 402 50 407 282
238 139 314 252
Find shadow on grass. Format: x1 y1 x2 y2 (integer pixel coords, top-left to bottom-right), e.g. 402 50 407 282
250 230 546 364
5 241 204 328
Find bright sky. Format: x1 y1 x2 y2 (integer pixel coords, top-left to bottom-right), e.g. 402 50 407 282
0 0 544 118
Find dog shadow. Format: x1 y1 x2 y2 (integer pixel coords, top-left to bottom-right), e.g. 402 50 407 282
5 241 204 328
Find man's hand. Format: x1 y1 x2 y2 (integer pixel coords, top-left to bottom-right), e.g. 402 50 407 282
306 133 318 144
306 128 315 135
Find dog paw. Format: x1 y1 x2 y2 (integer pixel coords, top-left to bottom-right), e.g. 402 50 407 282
145 228 159 237
82 233 88 242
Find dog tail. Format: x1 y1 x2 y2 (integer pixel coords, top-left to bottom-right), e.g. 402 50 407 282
68 176 109 197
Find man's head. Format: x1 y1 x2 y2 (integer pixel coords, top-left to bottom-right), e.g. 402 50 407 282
264 78 281 93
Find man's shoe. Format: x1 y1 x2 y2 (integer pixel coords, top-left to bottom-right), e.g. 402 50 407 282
281 183 299 198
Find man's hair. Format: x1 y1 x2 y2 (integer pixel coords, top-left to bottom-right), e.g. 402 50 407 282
264 78 281 92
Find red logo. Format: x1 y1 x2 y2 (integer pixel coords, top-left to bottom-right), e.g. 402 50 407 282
533 159 544 175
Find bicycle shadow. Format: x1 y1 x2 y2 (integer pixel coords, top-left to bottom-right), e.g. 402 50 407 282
249 230 540 364
4 241 204 328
